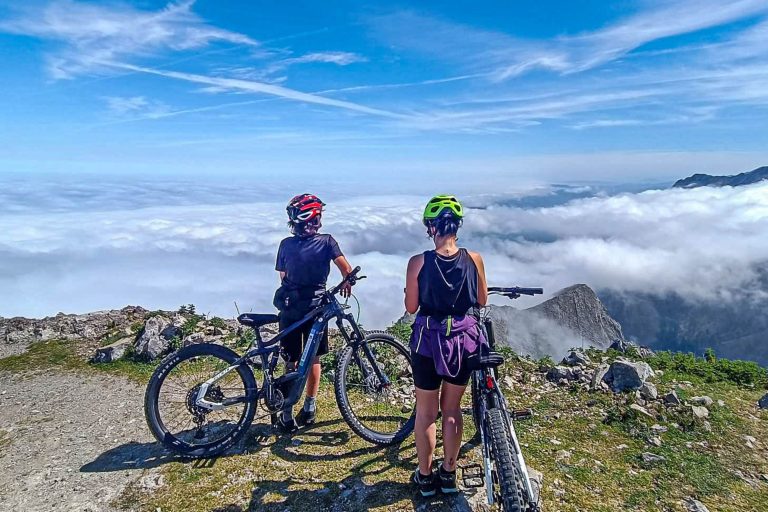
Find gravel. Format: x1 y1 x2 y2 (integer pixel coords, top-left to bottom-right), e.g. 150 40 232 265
0 371 157 512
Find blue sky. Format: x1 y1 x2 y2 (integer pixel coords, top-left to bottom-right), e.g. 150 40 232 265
1 0 767 183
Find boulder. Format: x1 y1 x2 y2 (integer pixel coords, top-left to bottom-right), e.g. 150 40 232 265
606 359 654 392
639 382 658 401
561 349 590 367
134 316 179 360
758 393 768 410
546 366 574 382
91 337 132 363
181 332 207 347
609 339 630 352
690 405 709 420
683 498 710 512
630 404 655 418
663 390 681 406
691 396 713 407
591 363 610 390
641 452 666 464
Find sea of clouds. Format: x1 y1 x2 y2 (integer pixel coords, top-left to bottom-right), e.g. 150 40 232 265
1 174 767 331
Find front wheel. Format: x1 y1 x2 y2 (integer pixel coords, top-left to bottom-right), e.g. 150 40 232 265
334 331 415 445
487 407 528 512
144 343 257 458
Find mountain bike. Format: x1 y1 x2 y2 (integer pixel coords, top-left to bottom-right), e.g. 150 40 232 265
144 267 415 458
461 286 543 512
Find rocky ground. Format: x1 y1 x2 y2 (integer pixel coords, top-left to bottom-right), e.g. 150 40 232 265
1 307 767 511
0 371 157 511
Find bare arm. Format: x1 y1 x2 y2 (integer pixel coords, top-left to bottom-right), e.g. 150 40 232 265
333 255 353 277
469 251 488 306
278 271 286 281
404 254 424 314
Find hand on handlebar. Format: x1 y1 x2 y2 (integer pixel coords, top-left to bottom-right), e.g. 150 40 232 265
340 281 352 298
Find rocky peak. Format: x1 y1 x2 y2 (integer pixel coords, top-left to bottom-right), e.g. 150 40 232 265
672 166 768 189
529 283 624 348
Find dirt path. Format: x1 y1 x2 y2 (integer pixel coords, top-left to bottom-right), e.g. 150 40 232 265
0 370 159 512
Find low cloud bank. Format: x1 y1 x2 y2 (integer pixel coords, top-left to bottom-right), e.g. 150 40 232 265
1 178 766 336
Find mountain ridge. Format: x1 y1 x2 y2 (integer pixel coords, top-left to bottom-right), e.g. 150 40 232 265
672 165 768 188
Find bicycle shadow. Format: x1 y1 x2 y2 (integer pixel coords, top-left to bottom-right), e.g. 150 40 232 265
80 418 281 473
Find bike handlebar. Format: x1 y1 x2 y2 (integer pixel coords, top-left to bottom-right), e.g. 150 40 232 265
487 286 543 299
328 266 365 296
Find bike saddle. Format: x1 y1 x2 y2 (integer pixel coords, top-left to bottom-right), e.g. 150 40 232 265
237 313 280 328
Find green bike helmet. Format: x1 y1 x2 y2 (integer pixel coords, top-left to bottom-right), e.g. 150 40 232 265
423 195 464 225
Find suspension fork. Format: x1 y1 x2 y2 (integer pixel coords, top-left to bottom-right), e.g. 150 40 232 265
337 315 391 387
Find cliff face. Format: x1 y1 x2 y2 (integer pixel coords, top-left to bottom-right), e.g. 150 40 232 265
672 166 768 188
600 287 768 366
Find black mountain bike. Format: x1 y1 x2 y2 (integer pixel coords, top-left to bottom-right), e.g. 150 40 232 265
462 286 543 512
144 267 416 458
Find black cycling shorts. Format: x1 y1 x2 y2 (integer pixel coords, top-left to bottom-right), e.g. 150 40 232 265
411 351 472 391
279 314 328 363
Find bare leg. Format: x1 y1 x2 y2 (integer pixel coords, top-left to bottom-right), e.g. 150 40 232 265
440 381 467 471
304 356 321 397
414 387 440 475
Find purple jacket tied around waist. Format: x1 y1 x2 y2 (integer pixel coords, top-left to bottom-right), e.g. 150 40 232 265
410 314 488 378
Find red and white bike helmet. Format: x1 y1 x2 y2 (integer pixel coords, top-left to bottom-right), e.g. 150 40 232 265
286 193 325 224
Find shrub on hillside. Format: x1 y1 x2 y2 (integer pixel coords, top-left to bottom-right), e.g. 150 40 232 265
647 350 768 388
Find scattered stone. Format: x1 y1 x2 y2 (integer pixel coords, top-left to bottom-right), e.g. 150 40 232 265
616 444 629 450
691 396 713 407
651 424 668 434
181 332 207 347
546 366 574 382
758 393 768 409
555 449 572 461
663 391 681 406
550 438 562 446
630 404 655 418
641 452 666 464
90 337 132 363
606 359 654 392
702 421 712 432
140 473 165 491
761 474 768 482
690 405 709 420
683 498 710 512
609 339 630 352
134 316 179 360
648 436 662 447
561 349 590 366
639 382 658 401
717 400 726 407
503 375 515 390
743 435 757 449
528 467 543 504
591 363 610 390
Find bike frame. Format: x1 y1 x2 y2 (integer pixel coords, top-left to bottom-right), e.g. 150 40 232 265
473 314 538 507
194 290 390 414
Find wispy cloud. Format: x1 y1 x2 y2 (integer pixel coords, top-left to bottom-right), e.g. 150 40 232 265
370 1 768 80
0 0 258 79
103 96 171 119
105 62 406 119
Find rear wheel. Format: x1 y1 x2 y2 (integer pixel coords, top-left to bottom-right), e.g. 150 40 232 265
335 331 415 445
487 407 527 512
144 343 257 458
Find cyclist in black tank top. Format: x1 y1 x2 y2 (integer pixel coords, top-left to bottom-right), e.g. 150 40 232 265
404 196 488 496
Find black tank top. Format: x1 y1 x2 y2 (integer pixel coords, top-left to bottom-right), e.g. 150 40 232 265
417 248 479 317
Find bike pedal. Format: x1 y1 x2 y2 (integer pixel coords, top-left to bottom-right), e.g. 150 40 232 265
459 463 484 488
512 408 533 420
